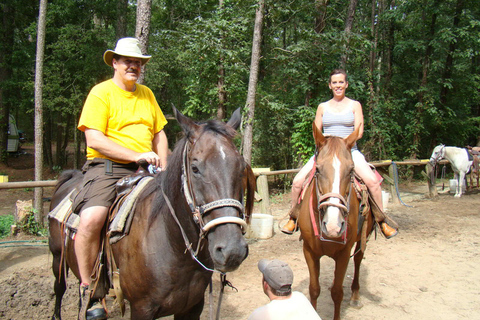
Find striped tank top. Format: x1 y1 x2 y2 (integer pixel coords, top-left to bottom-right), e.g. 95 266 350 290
322 104 357 150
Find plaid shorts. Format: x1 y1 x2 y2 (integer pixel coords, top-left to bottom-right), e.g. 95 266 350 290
71 158 138 214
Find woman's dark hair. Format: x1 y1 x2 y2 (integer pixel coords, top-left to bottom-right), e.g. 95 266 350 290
329 69 348 82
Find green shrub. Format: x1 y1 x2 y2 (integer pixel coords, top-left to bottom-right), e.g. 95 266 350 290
20 211 47 237
0 214 15 239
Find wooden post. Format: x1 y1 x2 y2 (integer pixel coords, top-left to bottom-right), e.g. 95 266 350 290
256 175 270 214
388 164 400 204
425 162 438 199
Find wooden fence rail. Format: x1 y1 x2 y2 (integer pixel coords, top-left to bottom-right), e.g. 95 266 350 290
253 159 450 214
0 159 450 216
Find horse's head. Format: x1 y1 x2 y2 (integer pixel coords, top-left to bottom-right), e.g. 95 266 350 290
173 106 249 273
429 144 445 165
312 122 359 239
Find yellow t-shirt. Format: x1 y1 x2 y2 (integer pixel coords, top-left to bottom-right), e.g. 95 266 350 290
78 79 167 163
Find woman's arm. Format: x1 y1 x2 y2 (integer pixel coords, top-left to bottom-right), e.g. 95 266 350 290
352 100 364 140
314 103 326 132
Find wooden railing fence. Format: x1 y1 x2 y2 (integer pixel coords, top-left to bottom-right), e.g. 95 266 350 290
0 159 451 216
253 159 450 214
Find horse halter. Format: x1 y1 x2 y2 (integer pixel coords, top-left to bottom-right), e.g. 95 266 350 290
313 154 354 244
181 140 248 237
431 145 445 164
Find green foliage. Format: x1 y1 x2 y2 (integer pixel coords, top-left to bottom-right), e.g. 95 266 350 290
0 215 15 239
2 0 480 171
19 211 47 237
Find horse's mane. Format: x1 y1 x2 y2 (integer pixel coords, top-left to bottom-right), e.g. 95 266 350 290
318 136 351 160
139 119 238 222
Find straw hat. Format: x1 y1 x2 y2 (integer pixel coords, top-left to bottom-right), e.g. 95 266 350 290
103 37 151 67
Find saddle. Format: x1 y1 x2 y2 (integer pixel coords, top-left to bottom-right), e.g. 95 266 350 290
48 164 155 315
467 146 480 174
297 167 396 252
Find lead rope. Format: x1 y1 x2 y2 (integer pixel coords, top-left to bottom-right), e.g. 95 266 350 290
161 181 235 320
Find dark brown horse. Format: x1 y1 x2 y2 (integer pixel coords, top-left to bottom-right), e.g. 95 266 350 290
297 123 375 320
48 107 255 320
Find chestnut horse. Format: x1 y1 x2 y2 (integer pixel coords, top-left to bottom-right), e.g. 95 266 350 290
297 123 375 320
48 107 255 320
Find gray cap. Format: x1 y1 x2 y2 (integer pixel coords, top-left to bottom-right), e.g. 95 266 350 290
258 259 293 292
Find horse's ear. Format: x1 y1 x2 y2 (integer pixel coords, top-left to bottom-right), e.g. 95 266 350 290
344 126 360 149
172 105 200 139
312 122 326 148
227 108 242 131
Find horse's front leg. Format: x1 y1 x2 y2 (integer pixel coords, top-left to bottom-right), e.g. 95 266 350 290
331 253 350 320
350 242 364 309
174 298 204 320
456 172 465 197
303 245 320 310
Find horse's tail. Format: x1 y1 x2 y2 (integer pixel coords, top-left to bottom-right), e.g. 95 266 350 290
53 169 82 194
244 164 256 224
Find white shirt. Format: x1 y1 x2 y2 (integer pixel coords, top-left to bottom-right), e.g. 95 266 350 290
248 291 322 320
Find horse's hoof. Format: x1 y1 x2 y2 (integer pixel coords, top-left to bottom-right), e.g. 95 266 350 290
349 300 363 309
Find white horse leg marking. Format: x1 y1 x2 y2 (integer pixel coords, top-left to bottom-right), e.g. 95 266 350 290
325 155 343 236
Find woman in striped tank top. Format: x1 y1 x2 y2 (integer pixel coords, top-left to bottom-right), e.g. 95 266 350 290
281 69 398 239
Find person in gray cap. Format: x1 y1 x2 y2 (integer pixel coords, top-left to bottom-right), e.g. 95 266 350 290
73 37 169 320
248 259 322 320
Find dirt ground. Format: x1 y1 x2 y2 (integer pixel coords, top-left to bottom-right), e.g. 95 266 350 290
1 148 480 319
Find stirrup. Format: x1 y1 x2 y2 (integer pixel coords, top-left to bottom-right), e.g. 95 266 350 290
78 284 92 320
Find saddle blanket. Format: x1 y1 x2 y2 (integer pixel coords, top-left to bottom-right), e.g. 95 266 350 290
109 176 153 243
47 176 154 242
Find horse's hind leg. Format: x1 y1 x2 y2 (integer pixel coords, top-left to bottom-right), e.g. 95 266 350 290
51 248 68 320
350 242 364 309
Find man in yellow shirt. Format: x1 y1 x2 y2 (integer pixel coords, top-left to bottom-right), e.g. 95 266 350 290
73 37 169 320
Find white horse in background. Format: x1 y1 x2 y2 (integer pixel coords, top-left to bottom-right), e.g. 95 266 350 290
429 144 473 197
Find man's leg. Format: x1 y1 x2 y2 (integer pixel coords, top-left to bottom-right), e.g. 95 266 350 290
75 205 109 285
75 206 108 320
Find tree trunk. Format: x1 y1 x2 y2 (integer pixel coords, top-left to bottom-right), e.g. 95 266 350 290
341 0 358 69
439 0 464 107
314 0 329 34
34 0 48 223
382 0 396 95
135 0 152 84
217 0 227 120
242 0 265 165
44 110 52 167
116 0 128 39
413 0 439 159
0 2 15 164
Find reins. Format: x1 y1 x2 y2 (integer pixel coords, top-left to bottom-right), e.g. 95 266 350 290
308 155 353 245
160 138 247 320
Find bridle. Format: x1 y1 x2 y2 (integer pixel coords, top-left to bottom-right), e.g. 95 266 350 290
311 153 354 244
161 138 248 271
431 144 445 165
181 140 248 236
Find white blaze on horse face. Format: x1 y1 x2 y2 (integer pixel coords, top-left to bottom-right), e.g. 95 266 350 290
324 154 343 236
219 145 226 160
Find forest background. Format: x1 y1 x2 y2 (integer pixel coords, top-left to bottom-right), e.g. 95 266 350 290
1 0 479 173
